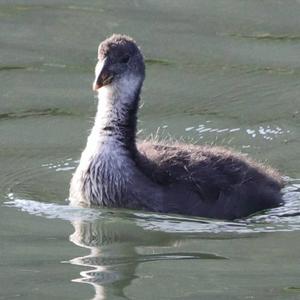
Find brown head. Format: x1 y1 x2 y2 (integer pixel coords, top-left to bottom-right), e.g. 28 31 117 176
93 34 145 91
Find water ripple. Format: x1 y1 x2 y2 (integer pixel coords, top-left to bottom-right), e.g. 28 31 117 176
0 108 76 121
185 122 291 142
4 178 300 234
42 158 78 172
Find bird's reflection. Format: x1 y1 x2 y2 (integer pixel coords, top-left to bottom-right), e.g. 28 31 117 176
68 215 172 300
68 212 228 300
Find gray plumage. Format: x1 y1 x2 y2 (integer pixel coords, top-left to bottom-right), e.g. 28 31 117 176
69 34 284 220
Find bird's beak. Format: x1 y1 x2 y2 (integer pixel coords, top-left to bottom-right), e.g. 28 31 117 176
92 57 114 91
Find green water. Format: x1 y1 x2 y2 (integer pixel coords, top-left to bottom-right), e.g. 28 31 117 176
1 1 300 299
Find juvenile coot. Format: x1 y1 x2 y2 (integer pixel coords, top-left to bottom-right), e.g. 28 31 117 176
69 34 284 220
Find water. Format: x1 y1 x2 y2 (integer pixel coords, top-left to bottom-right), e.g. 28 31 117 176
1 0 300 299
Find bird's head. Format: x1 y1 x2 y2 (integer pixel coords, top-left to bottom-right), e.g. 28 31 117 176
93 34 145 94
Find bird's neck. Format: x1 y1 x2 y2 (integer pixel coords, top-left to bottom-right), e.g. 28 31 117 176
90 80 141 153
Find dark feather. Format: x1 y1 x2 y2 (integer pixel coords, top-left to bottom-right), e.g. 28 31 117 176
136 141 283 219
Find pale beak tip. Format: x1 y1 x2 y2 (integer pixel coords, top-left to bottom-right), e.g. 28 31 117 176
92 82 100 91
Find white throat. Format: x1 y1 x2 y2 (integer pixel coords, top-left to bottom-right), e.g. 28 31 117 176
70 74 142 206
92 74 141 133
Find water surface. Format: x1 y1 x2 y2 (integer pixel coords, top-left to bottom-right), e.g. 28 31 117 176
1 1 300 299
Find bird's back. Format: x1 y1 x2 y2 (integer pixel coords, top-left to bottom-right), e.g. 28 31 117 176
136 141 283 219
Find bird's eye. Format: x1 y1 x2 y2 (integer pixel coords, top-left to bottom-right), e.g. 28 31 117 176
120 55 130 64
